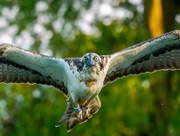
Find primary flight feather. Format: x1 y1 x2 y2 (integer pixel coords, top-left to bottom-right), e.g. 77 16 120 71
0 30 180 131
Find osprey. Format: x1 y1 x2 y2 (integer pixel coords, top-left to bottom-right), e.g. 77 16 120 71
0 30 180 131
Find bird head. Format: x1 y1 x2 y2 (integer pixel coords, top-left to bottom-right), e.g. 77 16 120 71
81 53 101 67
80 53 104 84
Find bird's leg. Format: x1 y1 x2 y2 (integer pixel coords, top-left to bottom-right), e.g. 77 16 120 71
69 94 82 113
73 105 82 113
55 92 100 131
69 97 83 122
66 93 99 125
66 95 102 131
55 96 102 132
56 98 82 131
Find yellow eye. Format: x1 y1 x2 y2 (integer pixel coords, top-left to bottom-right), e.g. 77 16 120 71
94 56 99 61
83 57 88 62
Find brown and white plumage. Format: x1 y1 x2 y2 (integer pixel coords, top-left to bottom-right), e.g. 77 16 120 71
0 30 180 131
104 30 180 84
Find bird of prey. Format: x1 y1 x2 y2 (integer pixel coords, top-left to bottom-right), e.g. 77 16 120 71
0 30 180 131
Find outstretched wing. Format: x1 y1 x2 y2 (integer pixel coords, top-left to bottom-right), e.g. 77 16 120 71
0 43 70 95
104 30 180 85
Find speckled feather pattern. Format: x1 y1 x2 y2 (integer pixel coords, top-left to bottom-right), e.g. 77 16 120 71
0 30 180 131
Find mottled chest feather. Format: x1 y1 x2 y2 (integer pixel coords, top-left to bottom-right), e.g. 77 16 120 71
64 54 107 88
80 66 104 88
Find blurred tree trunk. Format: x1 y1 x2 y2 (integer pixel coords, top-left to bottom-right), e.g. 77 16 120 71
144 0 164 37
144 0 180 135
144 0 179 37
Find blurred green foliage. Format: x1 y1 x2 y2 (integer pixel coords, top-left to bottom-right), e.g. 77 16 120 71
0 0 180 136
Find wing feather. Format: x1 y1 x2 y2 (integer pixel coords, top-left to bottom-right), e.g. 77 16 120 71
104 30 180 85
0 43 68 95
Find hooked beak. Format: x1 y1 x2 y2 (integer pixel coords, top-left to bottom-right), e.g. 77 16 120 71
86 59 95 66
